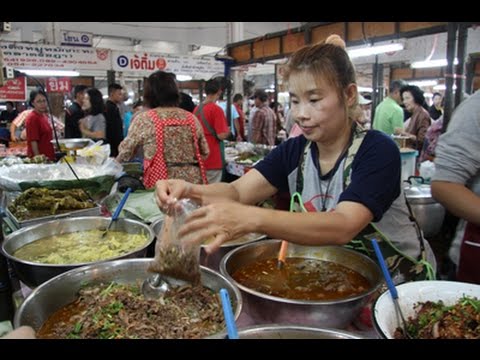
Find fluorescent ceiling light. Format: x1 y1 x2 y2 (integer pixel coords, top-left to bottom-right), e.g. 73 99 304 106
17 69 80 77
348 43 404 59
408 80 438 87
358 86 373 92
176 74 193 81
411 58 459 69
433 84 457 91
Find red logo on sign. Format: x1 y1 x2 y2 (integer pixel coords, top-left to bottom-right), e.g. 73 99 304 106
46 77 72 93
96 49 109 61
0 77 27 102
156 58 167 70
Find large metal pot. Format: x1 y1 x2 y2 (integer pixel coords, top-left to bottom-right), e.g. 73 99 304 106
404 176 445 237
150 217 265 271
207 324 366 339
14 258 242 338
1 217 155 288
220 239 382 329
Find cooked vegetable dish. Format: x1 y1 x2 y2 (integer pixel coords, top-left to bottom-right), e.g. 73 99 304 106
37 282 225 339
13 229 149 264
394 296 480 339
9 188 95 221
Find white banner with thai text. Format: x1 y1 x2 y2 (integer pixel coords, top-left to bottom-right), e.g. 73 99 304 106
0 42 111 71
111 51 224 80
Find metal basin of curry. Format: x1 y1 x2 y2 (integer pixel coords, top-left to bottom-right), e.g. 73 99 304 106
1 217 154 288
150 217 266 271
220 239 382 329
14 258 242 338
208 324 366 339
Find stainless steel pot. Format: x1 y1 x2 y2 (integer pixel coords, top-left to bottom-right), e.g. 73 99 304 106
220 239 382 329
150 217 266 271
1 217 155 288
14 258 242 337
207 324 366 339
404 176 445 237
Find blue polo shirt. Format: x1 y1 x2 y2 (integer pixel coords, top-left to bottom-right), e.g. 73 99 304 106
255 130 401 222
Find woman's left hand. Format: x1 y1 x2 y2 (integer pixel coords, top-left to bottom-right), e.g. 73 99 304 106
178 201 254 254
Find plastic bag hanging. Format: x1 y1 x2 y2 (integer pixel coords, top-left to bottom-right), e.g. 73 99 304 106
148 199 202 285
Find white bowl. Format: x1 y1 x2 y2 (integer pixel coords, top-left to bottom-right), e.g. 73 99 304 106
373 280 480 339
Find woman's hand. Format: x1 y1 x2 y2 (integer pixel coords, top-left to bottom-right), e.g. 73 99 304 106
178 201 254 254
155 179 192 213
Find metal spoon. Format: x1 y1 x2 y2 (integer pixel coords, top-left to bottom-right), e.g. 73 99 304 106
371 238 413 339
101 187 132 238
142 274 170 299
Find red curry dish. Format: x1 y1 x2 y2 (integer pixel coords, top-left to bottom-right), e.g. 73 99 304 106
232 257 370 301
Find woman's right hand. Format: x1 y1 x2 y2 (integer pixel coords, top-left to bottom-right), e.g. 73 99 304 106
155 179 192 213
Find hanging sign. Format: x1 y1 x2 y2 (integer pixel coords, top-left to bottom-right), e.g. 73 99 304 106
60 31 93 47
0 76 27 102
111 51 224 80
0 42 111 70
46 77 71 93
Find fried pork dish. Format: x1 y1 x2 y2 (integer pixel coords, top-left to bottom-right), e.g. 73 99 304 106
9 188 95 220
38 282 225 339
394 296 480 339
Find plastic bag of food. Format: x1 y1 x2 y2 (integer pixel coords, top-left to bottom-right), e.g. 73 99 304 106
148 199 201 285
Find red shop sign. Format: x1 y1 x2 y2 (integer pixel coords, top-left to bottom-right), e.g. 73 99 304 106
46 77 72 93
0 77 27 102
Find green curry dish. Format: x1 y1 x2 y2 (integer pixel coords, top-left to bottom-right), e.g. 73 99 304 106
13 229 149 265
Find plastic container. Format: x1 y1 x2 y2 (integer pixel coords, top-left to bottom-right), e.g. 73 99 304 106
400 150 418 182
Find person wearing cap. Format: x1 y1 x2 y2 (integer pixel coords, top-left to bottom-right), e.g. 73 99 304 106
353 95 372 129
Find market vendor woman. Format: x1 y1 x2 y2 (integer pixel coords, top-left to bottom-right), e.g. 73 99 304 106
25 89 55 161
155 36 436 283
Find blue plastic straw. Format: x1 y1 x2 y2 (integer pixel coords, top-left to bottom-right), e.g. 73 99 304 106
220 288 239 339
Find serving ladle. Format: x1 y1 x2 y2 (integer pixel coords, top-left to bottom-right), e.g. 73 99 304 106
142 273 170 299
371 239 413 339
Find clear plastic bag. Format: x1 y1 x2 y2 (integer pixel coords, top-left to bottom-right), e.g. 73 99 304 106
149 199 202 285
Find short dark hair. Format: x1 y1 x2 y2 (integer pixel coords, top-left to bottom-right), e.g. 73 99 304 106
179 92 195 113
108 83 123 96
73 85 87 98
233 93 243 102
253 89 268 102
400 85 426 107
389 80 407 93
204 79 221 95
143 71 179 108
5 101 14 107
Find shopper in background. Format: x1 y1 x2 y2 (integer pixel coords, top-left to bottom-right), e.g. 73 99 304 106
155 36 436 283
79 88 106 142
123 100 143 137
372 79 407 135
179 92 196 113
105 83 124 157
64 85 87 139
431 90 480 284
395 85 431 156
193 79 230 184
117 71 209 188
428 92 443 120
25 89 55 161
232 93 246 142
251 89 277 145
0 101 18 126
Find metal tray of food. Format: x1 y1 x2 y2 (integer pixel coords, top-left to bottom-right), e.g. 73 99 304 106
3 191 102 231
